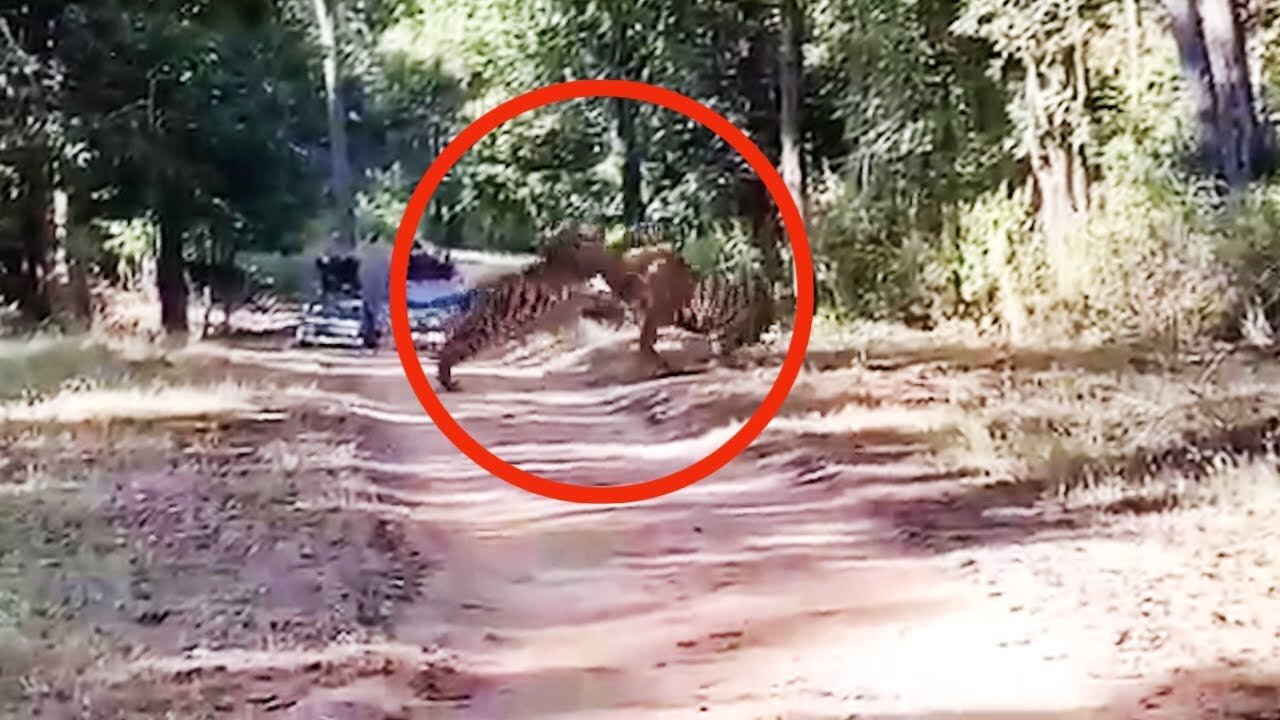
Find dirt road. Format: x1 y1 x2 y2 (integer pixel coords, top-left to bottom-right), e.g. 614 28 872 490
37 320 1280 719
180 325 1126 720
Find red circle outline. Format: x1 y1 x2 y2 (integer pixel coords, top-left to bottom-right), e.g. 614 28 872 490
389 79 814 504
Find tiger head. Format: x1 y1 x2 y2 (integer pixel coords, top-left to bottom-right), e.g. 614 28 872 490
538 220 619 283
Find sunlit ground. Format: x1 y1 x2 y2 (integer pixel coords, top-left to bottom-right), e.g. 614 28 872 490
3 313 1280 718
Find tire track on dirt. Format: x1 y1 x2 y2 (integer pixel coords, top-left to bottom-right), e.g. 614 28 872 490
288 333 1121 720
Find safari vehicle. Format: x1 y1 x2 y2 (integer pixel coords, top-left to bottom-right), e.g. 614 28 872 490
293 255 379 349
404 284 473 354
294 295 378 348
403 248 470 353
364 245 472 353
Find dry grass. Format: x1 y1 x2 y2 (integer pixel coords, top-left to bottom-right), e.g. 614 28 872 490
0 333 179 396
0 410 425 716
862 322 1280 517
0 467 125 710
0 332 296 428
0 335 290 712
0 380 264 425
0 330 452 717
1058 456 1280 514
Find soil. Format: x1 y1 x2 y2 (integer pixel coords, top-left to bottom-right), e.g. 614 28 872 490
16 320 1280 719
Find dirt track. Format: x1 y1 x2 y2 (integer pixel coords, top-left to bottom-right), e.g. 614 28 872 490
145 327 1122 720
32 322 1280 719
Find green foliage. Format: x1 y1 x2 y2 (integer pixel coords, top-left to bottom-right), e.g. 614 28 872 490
354 163 411 242
92 217 156 289
33 0 327 269
1207 181 1280 326
237 250 313 300
680 218 761 279
941 183 1034 322
810 168 935 320
3 0 1280 347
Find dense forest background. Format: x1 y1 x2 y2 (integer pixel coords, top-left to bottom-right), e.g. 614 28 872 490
3 0 1280 349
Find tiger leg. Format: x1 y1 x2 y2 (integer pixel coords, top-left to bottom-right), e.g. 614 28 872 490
638 309 679 374
436 343 465 392
435 320 507 393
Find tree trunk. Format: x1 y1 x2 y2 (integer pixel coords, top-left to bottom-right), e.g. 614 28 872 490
1198 0 1268 185
618 101 643 225
1069 35 1091 211
1165 0 1220 171
1021 55 1089 289
740 19 783 283
1163 0 1273 186
778 0 806 214
18 166 52 320
615 20 643 226
313 0 355 251
778 0 810 304
44 187 91 329
156 190 188 333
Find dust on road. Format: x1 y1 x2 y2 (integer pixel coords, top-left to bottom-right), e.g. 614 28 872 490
202 325 1120 720
25 321 1280 719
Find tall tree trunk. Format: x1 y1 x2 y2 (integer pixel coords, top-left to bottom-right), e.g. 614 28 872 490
1021 55 1089 291
147 73 186 334
313 0 355 251
618 99 643 225
18 151 52 320
1069 35 1091 211
614 20 643 226
778 0 809 304
740 17 783 283
44 187 91 329
1199 0 1268 185
1165 0 1220 170
1163 0 1273 186
156 190 188 333
778 0 806 225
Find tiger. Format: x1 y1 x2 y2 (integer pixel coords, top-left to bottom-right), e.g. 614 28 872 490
434 223 621 392
581 224 776 374
435 221 776 390
674 272 775 360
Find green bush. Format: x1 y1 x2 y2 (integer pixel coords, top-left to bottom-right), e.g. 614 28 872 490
809 177 933 322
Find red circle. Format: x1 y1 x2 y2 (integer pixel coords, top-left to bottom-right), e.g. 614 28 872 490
389 79 814 504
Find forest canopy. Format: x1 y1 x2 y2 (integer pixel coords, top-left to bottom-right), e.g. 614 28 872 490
2 0 1279 345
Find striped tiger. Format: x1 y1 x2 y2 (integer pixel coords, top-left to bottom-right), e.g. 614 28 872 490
674 272 775 360
586 238 775 373
434 224 620 392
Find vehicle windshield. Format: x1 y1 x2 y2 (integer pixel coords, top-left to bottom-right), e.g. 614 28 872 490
406 280 465 308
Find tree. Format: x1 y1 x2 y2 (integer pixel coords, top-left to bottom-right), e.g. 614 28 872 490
1162 0 1275 188
954 0 1095 264
63 0 324 332
778 0 807 225
310 0 355 250
0 1 79 321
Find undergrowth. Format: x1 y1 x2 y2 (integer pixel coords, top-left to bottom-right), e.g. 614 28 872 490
916 340 1280 516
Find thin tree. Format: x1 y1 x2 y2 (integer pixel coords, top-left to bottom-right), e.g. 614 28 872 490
312 0 356 250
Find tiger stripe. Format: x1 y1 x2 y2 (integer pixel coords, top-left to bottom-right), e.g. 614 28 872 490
434 225 619 392
674 273 775 358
